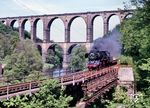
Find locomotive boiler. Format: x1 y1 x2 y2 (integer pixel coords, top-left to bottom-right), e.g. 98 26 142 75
85 50 117 70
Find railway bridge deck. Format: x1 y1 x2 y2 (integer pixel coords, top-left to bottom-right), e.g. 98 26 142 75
0 64 119 106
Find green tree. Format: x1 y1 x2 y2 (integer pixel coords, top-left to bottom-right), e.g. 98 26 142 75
139 58 150 94
30 79 72 108
2 95 29 108
69 45 87 71
105 87 130 108
0 22 19 62
2 79 72 108
46 45 63 68
0 22 18 35
119 55 133 65
12 27 31 39
120 0 150 95
4 39 43 83
105 87 150 108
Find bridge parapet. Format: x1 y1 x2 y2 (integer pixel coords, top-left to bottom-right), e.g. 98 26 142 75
60 64 119 85
0 65 119 100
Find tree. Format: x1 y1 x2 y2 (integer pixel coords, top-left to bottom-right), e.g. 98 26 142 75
0 22 19 62
2 95 29 108
4 39 43 83
2 79 72 108
105 87 150 108
69 45 87 71
105 87 130 108
138 58 150 94
13 27 31 39
119 55 133 65
46 45 63 68
120 0 150 95
0 22 18 35
30 79 72 108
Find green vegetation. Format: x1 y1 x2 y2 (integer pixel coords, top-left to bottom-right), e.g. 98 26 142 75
91 0 150 107
1 0 150 107
0 19 72 108
112 0 150 107
45 45 63 69
43 45 63 73
105 87 150 108
69 45 87 71
13 27 31 39
1 79 72 108
0 22 43 84
119 55 133 65
4 39 43 83
0 22 19 62
120 0 150 93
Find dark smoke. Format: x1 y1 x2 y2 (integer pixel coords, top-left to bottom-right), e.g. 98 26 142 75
91 28 122 57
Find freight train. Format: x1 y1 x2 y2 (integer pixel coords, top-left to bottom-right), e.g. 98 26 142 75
85 50 117 70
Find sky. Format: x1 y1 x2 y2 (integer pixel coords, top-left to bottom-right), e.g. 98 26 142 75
0 0 131 42
0 0 131 17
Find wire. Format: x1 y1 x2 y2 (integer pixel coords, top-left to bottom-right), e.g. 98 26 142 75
13 0 87 41
13 0 38 14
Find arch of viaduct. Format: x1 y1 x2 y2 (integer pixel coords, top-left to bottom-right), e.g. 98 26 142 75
0 10 133 69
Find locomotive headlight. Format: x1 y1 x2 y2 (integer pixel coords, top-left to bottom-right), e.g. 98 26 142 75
89 53 95 60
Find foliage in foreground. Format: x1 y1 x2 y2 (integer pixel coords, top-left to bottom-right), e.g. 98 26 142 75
105 87 150 108
2 79 72 108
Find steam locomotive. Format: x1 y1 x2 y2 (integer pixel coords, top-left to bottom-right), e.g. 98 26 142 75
85 50 117 70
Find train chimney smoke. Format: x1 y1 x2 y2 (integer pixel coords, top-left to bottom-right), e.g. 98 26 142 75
91 28 122 57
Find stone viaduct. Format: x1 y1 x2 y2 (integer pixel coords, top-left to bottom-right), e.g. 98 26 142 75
0 10 133 69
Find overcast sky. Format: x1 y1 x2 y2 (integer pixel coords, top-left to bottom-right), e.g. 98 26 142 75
0 0 131 17
0 0 131 42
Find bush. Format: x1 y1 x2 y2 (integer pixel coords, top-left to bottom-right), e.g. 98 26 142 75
119 55 133 65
